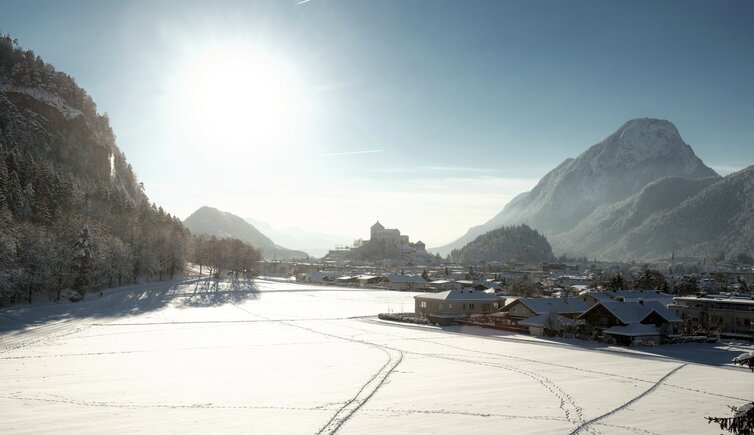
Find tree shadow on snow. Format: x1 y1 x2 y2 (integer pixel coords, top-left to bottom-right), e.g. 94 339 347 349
174 276 260 308
0 276 260 336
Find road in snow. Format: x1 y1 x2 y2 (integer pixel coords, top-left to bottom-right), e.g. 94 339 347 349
1 278 752 434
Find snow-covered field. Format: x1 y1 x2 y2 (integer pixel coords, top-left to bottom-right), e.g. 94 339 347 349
1 278 752 434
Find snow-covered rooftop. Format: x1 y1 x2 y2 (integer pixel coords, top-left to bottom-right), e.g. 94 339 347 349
581 300 681 324
414 289 501 301
513 297 589 315
385 274 426 283
585 290 674 304
673 296 754 306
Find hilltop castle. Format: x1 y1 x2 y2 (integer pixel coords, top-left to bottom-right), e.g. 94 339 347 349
370 221 408 243
327 220 433 264
369 221 425 249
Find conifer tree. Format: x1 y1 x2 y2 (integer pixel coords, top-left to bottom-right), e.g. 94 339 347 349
7 171 23 219
0 151 8 204
72 226 95 293
21 181 34 221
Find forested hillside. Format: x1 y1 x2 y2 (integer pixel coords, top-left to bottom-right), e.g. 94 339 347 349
0 34 259 305
451 224 554 264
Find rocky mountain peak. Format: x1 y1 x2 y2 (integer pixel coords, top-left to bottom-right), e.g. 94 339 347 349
616 118 681 144
581 118 703 172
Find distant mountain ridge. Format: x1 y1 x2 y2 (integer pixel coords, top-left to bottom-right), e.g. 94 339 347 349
184 206 307 260
604 165 754 259
245 218 352 258
435 118 753 260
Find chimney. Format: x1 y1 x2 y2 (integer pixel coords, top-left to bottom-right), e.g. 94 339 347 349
638 298 644 305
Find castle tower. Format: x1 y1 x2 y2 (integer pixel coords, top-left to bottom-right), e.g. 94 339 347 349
370 221 385 239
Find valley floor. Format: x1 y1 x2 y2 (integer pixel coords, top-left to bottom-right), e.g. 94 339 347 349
1 278 752 434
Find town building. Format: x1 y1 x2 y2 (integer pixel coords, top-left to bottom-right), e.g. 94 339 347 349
383 274 427 291
491 297 589 332
357 275 382 287
669 295 754 339
578 290 675 307
298 271 332 284
414 289 504 325
577 300 682 346
428 280 460 292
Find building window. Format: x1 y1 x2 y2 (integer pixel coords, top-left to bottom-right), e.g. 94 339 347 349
420 301 427 308
469 303 475 310
448 303 453 310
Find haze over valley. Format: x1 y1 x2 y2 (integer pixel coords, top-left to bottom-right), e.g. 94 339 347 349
2 1 754 434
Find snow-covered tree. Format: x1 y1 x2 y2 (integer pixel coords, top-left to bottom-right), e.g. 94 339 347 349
707 402 754 434
6 171 23 219
72 225 95 294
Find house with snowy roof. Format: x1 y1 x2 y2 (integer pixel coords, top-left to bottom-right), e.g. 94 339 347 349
577 300 682 346
335 275 359 286
298 271 332 284
518 313 579 337
414 289 504 325
383 274 427 291
428 280 460 292
578 290 675 307
356 275 381 287
490 297 589 332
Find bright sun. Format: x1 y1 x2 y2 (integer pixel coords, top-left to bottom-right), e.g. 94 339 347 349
178 46 302 155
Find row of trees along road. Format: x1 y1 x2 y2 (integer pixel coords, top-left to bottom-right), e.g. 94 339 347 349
190 234 262 279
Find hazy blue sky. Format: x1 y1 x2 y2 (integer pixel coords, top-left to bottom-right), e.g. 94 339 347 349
2 0 753 246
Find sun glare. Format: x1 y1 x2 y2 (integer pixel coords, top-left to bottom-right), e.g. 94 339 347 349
176 45 303 156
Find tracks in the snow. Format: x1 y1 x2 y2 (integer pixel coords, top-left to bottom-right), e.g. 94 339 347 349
568 363 687 435
325 320 592 432
0 321 93 355
228 302 405 435
314 347 403 435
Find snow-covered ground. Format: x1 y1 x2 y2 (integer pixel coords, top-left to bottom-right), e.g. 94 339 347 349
1 278 752 434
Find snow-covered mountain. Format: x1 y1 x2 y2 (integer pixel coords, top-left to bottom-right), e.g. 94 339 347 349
434 118 736 260
184 206 308 260
245 218 352 258
600 165 754 260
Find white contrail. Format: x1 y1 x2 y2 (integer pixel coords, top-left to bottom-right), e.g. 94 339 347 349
297 0 311 4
